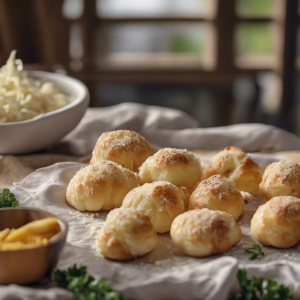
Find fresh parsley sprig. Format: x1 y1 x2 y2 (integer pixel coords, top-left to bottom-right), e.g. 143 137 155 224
53 264 129 300
232 269 295 300
245 244 265 260
0 188 19 208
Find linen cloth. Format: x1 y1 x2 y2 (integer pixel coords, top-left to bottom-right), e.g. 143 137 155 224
54 102 300 155
2 102 300 300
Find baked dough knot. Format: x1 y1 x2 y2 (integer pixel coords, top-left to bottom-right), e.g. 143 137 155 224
190 175 245 220
66 160 141 211
139 148 201 189
170 208 241 257
251 196 300 248
97 208 157 260
259 160 300 201
203 146 262 194
122 181 187 233
91 130 153 172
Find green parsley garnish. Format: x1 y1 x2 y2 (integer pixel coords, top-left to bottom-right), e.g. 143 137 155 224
245 244 265 260
53 264 129 300
232 269 295 300
0 188 19 208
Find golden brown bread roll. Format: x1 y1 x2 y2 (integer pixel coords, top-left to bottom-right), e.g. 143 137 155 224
122 181 186 233
251 196 300 248
259 160 300 201
66 161 140 211
203 146 262 194
97 208 157 260
138 148 201 189
170 209 241 257
190 175 245 220
91 130 153 172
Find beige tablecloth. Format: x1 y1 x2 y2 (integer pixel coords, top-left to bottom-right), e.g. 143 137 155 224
2 103 300 300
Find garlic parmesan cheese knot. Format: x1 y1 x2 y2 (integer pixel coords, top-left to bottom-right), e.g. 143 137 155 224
66 161 141 211
122 181 187 233
202 146 263 194
91 130 153 172
97 208 157 260
170 209 241 257
259 160 300 201
251 196 300 248
190 175 245 220
139 148 201 189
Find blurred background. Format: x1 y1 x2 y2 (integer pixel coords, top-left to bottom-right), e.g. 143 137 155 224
0 0 299 134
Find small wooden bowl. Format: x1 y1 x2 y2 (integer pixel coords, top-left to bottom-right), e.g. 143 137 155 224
0 207 68 285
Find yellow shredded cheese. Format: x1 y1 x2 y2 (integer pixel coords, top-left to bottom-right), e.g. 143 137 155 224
0 217 60 250
0 50 75 123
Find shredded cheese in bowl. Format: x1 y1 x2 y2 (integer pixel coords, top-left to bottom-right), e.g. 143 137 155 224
0 51 75 123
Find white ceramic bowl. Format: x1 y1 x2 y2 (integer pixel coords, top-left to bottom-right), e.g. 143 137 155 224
0 71 89 154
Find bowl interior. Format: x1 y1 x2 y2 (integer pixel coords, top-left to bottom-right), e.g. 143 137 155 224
0 208 67 245
28 71 87 106
0 70 89 126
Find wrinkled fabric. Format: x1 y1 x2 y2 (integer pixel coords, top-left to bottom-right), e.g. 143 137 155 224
1 158 299 300
2 103 300 300
2 163 239 300
54 103 300 155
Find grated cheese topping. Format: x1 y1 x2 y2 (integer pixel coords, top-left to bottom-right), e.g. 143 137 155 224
0 50 75 123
